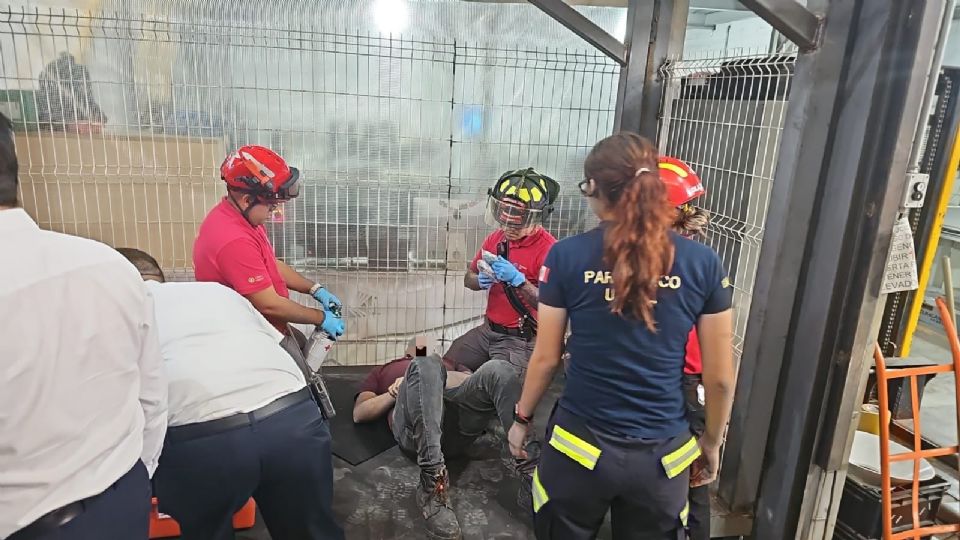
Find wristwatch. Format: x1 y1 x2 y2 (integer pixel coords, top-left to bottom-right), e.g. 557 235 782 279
309 283 322 296
514 403 533 425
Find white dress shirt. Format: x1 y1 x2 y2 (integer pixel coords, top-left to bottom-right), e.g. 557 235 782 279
145 280 306 427
0 208 168 539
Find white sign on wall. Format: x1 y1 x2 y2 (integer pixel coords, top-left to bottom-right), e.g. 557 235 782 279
880 216 919 294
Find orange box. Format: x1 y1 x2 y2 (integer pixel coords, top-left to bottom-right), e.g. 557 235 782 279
149 497 256 538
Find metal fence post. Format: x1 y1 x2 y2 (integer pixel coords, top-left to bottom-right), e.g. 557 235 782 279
613 0 687 138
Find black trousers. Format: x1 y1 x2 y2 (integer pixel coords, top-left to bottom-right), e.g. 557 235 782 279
153 399 344 540
533 406 690 540
684 374 710 540
9 461 150 540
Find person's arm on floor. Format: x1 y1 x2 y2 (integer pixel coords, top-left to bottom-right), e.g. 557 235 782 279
353 377 403 423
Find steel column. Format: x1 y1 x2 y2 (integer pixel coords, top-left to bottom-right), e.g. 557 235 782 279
740 0 937 537
717 0 937 525
716 0 847 511
613 0 685 137
739 0 821 51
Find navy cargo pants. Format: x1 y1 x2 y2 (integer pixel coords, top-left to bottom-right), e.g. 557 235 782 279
153 398 343 540
531 406 697 540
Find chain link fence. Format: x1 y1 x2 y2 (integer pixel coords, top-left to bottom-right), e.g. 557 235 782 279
0 2 618 364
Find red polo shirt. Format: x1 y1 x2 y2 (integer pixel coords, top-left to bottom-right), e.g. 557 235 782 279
193 198 290 332
685 328 702 374
470 227 556 328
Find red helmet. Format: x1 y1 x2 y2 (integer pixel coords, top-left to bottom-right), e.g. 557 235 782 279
220 145 300 201
658 156 704 207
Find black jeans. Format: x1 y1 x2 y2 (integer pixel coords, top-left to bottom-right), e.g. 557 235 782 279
153 398 344 540
391 355 522 471
9 461 150 540
684 373 709 540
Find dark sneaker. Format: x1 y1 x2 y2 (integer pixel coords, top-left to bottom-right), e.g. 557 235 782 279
416 467 461 539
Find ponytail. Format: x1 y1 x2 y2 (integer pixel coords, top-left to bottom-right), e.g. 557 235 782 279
674 205 710 238
585 132 674 332
605 169 674 330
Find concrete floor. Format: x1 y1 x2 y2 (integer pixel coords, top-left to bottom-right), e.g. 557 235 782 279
216 370 577 540
174 370 751 540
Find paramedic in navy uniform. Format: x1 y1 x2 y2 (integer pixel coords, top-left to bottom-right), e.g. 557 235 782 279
507 132 736 540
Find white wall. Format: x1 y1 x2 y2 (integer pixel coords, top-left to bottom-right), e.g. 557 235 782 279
684 17 774 57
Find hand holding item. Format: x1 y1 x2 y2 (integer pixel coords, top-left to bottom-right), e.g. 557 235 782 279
690 438 721 487
492 256 525 287
508 422 530 459
312 287 341 311
320 310 345 339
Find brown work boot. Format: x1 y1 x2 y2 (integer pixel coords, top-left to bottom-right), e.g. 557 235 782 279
416 467 461 539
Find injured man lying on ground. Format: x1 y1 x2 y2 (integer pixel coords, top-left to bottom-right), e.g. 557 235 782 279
353 337 541 540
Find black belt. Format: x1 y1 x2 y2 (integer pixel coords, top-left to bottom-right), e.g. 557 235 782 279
488 320 534 339
8 502 85 540
167 387 312 443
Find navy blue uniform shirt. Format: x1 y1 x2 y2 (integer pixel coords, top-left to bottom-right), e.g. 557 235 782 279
539 226 731 439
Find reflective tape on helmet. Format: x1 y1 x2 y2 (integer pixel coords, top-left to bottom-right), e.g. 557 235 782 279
549 425 602 470
661 436 701 479
680 501 690 527
532 468 549 513
659 161 689 178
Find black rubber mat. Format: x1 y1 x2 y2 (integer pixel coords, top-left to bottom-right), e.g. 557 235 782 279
325 372 397 466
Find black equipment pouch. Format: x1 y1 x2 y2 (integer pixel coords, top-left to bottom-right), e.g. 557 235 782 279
497 240 538 335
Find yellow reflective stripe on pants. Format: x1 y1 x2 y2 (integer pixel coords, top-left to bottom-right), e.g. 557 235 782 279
549 425 602 470
532 468 549 513
661 436 700 479
680 501 689 527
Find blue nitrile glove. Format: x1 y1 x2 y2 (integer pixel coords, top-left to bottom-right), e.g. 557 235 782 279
492 256 526 287
478 271 495 290
312 287 341 311
320 310 345 340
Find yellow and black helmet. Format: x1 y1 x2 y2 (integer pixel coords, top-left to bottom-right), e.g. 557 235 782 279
486 168 560 229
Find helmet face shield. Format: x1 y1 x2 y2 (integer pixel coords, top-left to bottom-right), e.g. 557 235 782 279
255 167 301 202
275 169 301 200
485 195 543 230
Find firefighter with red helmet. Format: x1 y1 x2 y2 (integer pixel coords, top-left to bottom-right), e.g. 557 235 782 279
191 146 345 540
193 145 344 342
660 155 713 540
